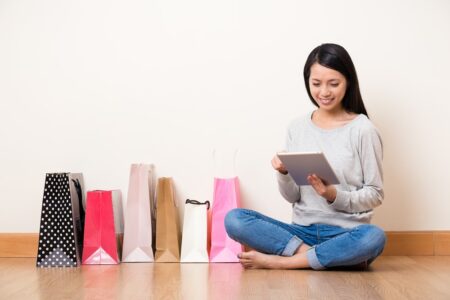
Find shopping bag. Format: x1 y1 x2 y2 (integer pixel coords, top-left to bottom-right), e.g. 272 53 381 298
82 190 123 264
209 149 242 262
180 199 210 263
155 177 181 262
122 164 155 262
36 173 85 268
209 177 243 262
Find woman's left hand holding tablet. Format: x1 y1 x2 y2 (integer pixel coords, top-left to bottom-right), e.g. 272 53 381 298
307 174 337 203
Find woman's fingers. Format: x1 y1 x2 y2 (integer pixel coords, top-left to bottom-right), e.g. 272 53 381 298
271 155 287 174
309 174 323 185
271 157 278 169
308 174 327 195
271 156 282 168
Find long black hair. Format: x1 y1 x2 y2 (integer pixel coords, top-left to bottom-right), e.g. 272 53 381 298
303 43 368 117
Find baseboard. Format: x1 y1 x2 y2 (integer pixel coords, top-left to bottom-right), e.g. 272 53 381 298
1 231 450 257
0 233 39 257
383 231 450 256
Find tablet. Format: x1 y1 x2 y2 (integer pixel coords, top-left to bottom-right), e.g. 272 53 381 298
277 152 340 186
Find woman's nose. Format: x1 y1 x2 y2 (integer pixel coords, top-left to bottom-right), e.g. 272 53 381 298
320 88 331 97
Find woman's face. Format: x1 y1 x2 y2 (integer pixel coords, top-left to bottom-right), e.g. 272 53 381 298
308 63 347 113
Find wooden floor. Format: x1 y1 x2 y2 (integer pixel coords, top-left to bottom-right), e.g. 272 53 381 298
1 256 450 299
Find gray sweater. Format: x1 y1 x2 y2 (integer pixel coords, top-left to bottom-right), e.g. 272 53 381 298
277 111 384 228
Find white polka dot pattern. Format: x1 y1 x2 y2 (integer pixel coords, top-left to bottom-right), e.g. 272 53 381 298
36 173 81 268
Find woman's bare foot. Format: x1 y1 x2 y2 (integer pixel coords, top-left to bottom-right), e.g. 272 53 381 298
238 245 311 270
238 251 281 269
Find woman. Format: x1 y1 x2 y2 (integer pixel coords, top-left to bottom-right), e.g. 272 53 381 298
225 43 386 270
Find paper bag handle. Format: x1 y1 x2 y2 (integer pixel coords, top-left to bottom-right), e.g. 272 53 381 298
185 199 210 210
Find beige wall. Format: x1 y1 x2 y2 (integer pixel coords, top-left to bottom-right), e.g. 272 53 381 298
1 0 449 232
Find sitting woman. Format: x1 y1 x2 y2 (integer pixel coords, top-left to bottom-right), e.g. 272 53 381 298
225 43 386 270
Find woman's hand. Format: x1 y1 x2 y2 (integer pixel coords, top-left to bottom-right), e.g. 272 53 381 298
307 174 337 203
271 155 288 175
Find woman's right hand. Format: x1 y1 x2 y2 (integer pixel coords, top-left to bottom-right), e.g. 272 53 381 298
271 154 288 175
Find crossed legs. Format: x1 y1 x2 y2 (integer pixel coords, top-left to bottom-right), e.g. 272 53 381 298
224 208 386 270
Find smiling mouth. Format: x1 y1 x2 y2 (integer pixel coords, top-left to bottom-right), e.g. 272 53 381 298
318 98 334 105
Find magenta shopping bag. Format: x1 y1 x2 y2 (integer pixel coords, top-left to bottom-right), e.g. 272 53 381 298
209 177 242 262
82 190 123 265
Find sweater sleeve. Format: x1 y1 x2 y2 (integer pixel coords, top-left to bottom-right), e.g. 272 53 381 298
277 124 301 203
277 172 301 203
329 125 384 213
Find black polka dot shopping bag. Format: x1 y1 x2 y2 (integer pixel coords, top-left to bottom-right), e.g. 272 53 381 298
36 173 85 268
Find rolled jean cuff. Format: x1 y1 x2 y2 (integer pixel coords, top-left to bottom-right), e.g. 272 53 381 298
281 236 303 256
306 248 326 270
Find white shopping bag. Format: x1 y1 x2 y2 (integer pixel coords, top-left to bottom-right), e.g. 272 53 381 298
180 199 210 263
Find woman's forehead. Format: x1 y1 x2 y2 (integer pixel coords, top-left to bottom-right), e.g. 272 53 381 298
310 63 345 80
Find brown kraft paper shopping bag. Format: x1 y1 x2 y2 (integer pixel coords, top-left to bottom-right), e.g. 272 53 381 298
155 177 181 262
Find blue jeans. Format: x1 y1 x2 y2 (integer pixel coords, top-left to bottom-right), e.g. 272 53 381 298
224 208 386 270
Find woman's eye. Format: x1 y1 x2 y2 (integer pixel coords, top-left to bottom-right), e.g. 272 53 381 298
312 83 320 87
330 83 339 87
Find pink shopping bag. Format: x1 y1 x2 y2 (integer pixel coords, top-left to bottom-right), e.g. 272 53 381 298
82 190 123 264
122 164 155 262
209 177 242 262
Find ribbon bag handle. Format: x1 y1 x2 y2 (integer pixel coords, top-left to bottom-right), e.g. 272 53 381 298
71 178 85 243
72 179 84 211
